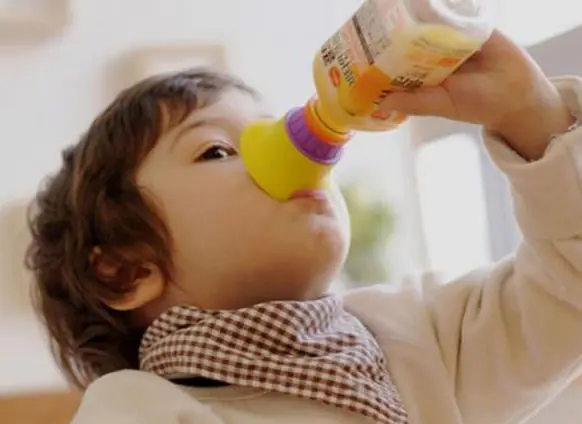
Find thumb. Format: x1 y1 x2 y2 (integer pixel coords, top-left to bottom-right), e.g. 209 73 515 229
378 86 456 118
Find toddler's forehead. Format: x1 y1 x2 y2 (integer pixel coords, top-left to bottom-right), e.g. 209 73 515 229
212 88 268 118
179 89 270 128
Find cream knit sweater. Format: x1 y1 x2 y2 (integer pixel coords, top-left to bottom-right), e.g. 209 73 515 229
72 77 582 424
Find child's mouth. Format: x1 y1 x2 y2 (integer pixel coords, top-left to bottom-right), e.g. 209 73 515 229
289 189 334 214
289 189 328 201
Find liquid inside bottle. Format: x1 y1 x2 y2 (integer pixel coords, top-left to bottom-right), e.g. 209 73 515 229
312 0 493 132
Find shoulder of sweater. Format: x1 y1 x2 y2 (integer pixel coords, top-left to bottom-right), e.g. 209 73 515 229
86 369 179 400
341 268 496 335
341 275 438 335
77 370 212 420
342 271 445 305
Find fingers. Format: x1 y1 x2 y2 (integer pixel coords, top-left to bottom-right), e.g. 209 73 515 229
378 86 457 118
480 28 524 59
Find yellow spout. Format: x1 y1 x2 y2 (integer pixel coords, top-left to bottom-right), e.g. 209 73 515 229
240 100 351 201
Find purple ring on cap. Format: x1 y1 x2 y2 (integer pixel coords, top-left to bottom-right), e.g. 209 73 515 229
284 107 344 165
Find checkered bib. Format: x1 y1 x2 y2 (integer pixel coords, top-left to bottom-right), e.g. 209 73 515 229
139 295 408 423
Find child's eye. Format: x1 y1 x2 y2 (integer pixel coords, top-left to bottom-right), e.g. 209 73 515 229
197 144 237 162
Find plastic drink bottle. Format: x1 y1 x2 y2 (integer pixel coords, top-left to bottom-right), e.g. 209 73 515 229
241 0 493 200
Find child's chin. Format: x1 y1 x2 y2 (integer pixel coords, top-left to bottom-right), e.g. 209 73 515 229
299 232 348 278
305 212 350 248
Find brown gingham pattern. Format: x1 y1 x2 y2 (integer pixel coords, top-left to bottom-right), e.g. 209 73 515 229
139 295 408 424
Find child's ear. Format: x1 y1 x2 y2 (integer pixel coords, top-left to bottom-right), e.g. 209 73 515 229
89 247 165 311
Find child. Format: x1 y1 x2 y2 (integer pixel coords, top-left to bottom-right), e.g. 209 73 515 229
27 30 582 424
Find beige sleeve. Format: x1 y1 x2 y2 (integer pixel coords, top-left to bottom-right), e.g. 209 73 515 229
70 370 221 424
425 76 582 424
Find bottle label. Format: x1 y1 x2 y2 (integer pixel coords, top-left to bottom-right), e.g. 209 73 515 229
318 0 484 123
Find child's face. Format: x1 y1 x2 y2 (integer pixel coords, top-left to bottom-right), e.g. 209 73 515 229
135 89 350 311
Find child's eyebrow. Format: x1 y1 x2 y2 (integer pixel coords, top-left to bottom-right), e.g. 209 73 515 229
170 117 226 151
170 113 274 151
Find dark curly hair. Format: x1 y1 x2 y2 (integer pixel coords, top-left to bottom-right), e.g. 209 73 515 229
26 68 258 389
